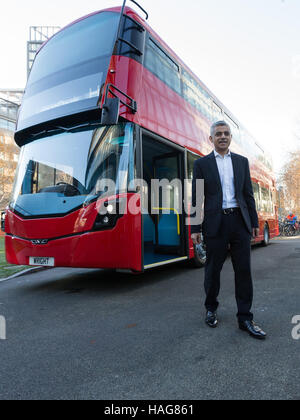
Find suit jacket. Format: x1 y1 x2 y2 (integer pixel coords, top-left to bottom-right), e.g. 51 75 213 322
191 151 259 237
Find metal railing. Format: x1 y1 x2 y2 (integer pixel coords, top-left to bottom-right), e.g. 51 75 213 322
0 98 18 122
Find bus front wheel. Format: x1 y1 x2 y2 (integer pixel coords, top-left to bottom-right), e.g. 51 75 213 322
193 243 207 268
262 224 270 247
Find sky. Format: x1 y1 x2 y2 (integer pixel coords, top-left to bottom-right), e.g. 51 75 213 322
1 0 300 175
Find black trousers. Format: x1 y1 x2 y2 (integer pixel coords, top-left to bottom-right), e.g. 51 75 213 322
204 211 254 322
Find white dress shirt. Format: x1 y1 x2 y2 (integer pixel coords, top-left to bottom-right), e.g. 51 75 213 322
214 150 239 210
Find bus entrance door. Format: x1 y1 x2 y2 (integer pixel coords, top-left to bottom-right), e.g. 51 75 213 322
152 154 183 254
142 136 187 269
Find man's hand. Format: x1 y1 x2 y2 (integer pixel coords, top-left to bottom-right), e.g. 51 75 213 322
191 233 202 245
252 228 259 238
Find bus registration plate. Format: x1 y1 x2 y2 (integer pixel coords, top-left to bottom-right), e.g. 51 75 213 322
29 257 55 267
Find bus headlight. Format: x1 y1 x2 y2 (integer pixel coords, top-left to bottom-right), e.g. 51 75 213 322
106 204 114 214
93 198 126 231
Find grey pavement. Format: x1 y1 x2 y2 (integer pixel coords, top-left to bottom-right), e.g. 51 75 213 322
0 237 299 400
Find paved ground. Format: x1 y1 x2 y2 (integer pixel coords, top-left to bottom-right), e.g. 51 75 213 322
0 237 299 400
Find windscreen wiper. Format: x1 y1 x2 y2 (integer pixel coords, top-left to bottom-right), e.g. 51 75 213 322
30 127 62 139
52 122 101 133
30 122 101 139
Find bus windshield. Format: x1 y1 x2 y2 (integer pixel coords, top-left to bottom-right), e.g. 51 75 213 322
17 11 120 132
10 123 135 217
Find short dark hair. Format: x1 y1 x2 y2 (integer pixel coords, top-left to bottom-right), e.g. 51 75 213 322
210 121 231 137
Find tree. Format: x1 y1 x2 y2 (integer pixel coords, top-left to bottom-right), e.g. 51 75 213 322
0 134 19 210
279 149 300 217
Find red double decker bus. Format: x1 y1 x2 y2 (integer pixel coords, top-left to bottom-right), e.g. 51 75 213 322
4 1 278 273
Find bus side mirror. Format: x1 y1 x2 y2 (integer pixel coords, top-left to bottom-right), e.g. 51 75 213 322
101 97 120 125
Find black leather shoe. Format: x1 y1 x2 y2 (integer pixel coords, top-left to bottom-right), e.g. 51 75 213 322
205 311 218 328
239 320 267 340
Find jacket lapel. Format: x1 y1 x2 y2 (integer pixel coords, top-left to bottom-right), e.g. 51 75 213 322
208 152 222 190
230 152 239 192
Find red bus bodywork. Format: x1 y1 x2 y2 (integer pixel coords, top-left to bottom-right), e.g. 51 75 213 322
5 6 279 272
104 7 279 255
5 194 142 271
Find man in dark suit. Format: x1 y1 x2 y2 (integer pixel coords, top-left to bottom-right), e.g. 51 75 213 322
191 121 266 339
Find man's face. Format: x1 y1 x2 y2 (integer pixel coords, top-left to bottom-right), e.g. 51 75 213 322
210 125 232 154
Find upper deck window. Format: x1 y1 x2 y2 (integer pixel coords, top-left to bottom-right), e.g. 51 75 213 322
145 38 181 95
212 102 223 122
29 13 118 85
224 113 240 144
182 69 213 121
17 12 120 133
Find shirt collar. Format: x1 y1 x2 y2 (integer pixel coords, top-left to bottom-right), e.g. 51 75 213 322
214 149 231 159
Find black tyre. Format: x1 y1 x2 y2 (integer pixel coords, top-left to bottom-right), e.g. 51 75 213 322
262 224 270 246
193 243 207 267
